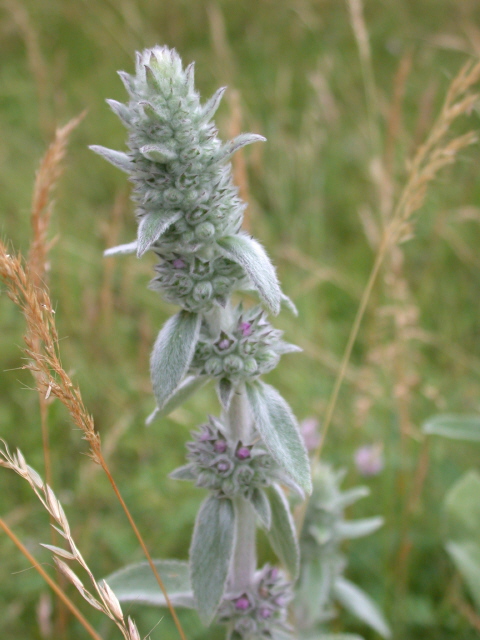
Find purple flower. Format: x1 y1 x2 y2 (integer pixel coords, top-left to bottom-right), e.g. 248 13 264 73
258 606 273 619
239 321 253 337
235 595 251 611
354 444 384 476
214 439 228 453
236 446 251 460
173 258 186 269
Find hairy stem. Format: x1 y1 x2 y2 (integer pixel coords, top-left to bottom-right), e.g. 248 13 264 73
227 384 256 592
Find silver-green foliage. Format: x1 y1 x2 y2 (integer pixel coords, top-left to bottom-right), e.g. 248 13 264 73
95 45 309 639
295 464 390 640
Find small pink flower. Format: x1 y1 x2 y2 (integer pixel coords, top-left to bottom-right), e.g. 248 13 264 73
354 444 384 476
239 321 252 337
236 446 251 460
214 439 227 453
173 258 186 268
235 595 250 611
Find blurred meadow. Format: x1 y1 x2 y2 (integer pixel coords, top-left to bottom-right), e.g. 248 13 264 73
2 0 480 638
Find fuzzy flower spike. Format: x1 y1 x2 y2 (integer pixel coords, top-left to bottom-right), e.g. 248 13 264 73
90 46 283 315
95 46 311 639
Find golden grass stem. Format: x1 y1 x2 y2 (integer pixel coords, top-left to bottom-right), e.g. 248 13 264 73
0 518 104 640
99 460 187 640
0 243 187 640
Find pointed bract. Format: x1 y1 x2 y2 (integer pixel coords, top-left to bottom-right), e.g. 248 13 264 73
89 145 134 173
200 86 227 123
137 211 182 257
218 233 282 314
150 311 201 411
215 133 266 163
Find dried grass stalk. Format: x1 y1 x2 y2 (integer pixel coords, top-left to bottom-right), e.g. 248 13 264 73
0 242 186 640
0 442 142 640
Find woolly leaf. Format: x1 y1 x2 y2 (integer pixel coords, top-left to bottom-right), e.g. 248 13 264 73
169 464 197 481
334 487 370 509
216 133 266 163
336 517 384 540
137 210 182 257
266 484 300 578
146 375 209 424
104 241 137 257
200 86 226 123
249 488 272 529
281 293 298 316
446 540 480 611
333 576 391 638
150 311 201 411
185 62 195 93
217 378 234 411
106 559 194 608
218 233 282 315
190 496 235 623
139 100 169 123
117 70 135 96
89 145 134 173
444 470 480 541
106 99 131 126
140 144 177 163
246 381 311 493
275 341 302 355
422 414 480 442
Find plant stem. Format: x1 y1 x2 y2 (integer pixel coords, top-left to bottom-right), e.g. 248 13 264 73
227 384 257 592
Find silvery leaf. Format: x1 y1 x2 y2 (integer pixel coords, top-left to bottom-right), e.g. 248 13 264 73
190 496 235 624
446 540 480 611
137 210 182 257
249 488 272 529
185 62 195 92
146 375 209 424
267 484 299 578
336 517 383 540
105 559 194 608
106 99 131 126
422 414 480 442
150 311 201 411
200 86 227 123
275 341 302 355
281 293 298 316
218 233 282 315
217 378 234 411
169 464 197 481
216 133 266 163
333 576 391 639
104 241 137 257
89 145 134 173
246 381 311 493
117 71 135 96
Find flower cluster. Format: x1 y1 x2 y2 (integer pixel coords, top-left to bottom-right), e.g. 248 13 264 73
149 251 247 312
189 305 299 382
217 565 294 640
92 46 268 314
170 416 276 499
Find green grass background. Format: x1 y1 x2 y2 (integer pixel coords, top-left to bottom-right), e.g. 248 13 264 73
2 0 480 638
